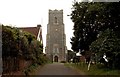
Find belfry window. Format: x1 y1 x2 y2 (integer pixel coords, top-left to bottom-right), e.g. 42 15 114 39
55 17 57 23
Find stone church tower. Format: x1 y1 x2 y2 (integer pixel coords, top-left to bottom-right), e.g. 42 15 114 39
46 9 67 62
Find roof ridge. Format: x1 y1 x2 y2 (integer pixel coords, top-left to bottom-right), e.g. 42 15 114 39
18 26 40 39
18 27 37 28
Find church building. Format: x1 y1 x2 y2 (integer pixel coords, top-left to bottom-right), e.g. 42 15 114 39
46 9 67 62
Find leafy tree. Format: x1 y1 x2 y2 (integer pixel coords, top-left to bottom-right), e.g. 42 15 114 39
90 29 120 69
70 2 89 52
70 2 120 54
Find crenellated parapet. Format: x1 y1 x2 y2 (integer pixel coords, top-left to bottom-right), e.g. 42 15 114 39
48 9 63 25
49 9 63 12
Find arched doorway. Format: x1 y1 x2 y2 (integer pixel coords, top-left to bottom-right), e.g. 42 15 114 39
54 56 58 62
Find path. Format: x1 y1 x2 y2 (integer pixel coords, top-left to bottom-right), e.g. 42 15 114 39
34 63 82 75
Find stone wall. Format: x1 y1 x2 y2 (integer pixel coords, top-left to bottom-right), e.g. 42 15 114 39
46 9 67 62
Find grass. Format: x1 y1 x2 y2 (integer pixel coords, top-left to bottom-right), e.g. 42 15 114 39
65 62 120 75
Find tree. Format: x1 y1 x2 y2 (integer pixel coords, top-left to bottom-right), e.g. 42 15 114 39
70 2 120 54
90 29 120 69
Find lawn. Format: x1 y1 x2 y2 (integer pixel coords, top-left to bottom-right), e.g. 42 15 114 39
65 62 120 75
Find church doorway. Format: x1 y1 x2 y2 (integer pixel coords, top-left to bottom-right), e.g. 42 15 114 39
54 56 58 62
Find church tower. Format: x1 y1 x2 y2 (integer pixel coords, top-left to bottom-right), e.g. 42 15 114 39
46 9 67 62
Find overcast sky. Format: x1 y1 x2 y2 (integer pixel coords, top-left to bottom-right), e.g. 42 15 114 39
0 0 78 52
0 0 119 53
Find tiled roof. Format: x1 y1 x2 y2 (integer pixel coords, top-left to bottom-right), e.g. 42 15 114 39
19 27 40 38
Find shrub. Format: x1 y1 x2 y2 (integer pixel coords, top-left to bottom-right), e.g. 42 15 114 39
60 61 66 63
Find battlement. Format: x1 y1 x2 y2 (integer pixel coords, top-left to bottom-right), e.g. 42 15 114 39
49 9 63 13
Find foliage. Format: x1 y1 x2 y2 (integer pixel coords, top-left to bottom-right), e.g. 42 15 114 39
90 29 120 69
24 63 39 75
70 2 120 53
60 61 66 63
36 54 48 65
67 50 75 62
70 1 120 70
2 25 47 74
2 26 19 57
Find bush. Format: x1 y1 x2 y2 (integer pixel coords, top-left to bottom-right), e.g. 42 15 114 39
37 55 48 65
23 63 38 75
60 61 66 63
2 25 48 74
